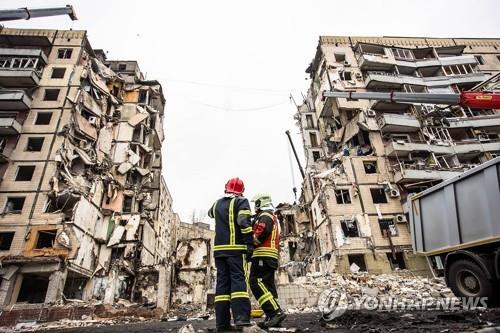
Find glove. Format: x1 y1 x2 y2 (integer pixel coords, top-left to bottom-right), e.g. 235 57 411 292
246 244 254 261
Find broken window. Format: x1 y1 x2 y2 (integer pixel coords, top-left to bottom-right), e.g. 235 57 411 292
312 151 321 162
4 197 25 214
288 241 297 261
339 71 352 81
118 64 127 71
370 188 388 204
0 232 14 250
341 219 359 237
392 48 413 60
17 274 49 303
305 114 314 128
26 137 44 151
474 55 484 65
35 230 56 249
15 165 35 181
35 112 52 125
335 189 351 204
309 132 318 147
387 252 406 270
334 53 346 62
51 67 66 79
348 254 367 272
57 48 73 59
43 89 60 101
63 275 88 300
379 219 397 237
363 161 377 174
138 90 149 104
123 196 133 213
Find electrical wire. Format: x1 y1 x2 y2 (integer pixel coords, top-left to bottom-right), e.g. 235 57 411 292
166 78 291 93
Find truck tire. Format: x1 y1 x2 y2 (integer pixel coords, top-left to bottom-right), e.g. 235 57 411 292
447 259 493 299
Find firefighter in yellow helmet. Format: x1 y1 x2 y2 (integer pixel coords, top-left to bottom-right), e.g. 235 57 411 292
249 194 286 328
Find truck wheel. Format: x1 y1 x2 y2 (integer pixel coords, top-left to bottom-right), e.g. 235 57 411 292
448 259 493 298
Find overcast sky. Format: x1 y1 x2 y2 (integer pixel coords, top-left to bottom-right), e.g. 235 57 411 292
3 0 500 222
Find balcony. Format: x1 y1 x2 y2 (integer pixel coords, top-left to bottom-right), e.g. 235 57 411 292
365 71 490 90
447 115 500 130
0 90 32 110
0 48 47 88
385 140 453 157
357 53 395 71
0 117 22 135
377 114 420 132
453 139 500 155
393 164 464 183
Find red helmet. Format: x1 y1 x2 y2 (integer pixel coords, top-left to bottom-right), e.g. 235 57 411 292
225 177 245 195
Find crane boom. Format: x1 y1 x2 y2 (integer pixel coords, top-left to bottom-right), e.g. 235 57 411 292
0 5 77 22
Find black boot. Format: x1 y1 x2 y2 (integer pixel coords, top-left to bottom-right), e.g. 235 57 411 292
259 311 286 328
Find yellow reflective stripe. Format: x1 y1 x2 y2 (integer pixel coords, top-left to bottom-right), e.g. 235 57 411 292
254 254 279 259
211 200 218 218
231 291 249 299
215 295 230 302
261 212 274 219
243 254 249 293
271 224 277 249
257 279 278 310
229 198 236 245
253 236 261 245
238 210 251 216
254 248 279 254
214 245 247 251
241 226 252 234
257 292 273 305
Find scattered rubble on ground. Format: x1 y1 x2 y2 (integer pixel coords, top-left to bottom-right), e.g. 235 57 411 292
283 270 455 314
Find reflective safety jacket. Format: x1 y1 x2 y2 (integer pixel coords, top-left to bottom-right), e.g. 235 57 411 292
208 196 253 257
252 210 280 260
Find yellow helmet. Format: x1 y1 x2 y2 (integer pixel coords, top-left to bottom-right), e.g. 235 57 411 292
251 193 273 210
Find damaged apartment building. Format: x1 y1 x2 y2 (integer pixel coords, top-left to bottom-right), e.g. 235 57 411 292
293 36 500 275
0 28 179 310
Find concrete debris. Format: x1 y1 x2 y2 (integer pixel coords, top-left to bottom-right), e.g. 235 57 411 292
242 325 268 333
177 324 196 333
280 271 455 313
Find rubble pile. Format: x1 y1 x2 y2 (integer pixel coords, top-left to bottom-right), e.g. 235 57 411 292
285 271 454 313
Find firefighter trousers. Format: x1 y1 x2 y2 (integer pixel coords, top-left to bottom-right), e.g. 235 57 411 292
214 254 250 328
249 257 281 317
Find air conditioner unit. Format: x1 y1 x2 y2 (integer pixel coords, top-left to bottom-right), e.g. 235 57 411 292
366 109 376 117
355 72 363 80
389 188 400 198
88 116 97 125
421 104 435 114
343 60 351 67
394 214 407 223
478 134 491 141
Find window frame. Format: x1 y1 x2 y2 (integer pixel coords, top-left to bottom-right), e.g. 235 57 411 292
335 189 352 204
15 165 36 181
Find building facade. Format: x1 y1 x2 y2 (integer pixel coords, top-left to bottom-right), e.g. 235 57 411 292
295 36 500 275
0 28 178 310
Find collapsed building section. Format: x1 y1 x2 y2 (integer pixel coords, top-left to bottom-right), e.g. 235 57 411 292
289 36 500 277
0 28 180 311
171 222 215 310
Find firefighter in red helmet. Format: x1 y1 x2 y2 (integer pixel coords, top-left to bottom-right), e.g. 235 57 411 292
208 177 253 331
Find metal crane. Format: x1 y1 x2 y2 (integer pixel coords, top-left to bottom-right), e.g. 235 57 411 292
322 71 500 109
0 5 77 22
